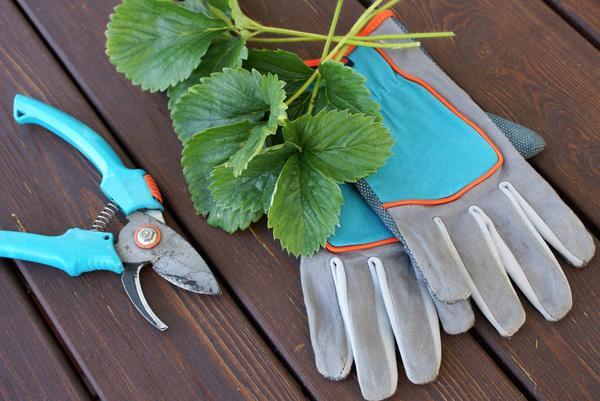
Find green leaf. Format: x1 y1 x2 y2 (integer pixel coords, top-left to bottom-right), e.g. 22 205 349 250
181 121 254 214
245 55 380 121
244 49 313 94
255 70 289 130
172 68 287 142
208 0 231 15
284 110 393 182
209 142 298 212
314 61 381 118
268 154 342 256
225 124 269 176
180 0 232 24
181 120 274 231
106 0 228 92
180 0 211 13
167 37 248 109
181 0 230 14
207 205 263 233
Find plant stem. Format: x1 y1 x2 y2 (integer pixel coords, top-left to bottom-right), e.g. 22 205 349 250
359 31 454 40
320 0 344 60
248 36 418 49
347 41 423 49
252 26 327 40
371 0 402 15
247 31 453 43
307 0 345 114
252 19 453 42
283 0 447 106
285 70 318 105
286 0 384 106
322 0 384 63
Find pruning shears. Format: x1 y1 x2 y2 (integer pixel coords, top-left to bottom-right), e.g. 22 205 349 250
0 95 220 331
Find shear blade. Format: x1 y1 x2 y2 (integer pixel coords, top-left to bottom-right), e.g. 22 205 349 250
152 254 220 295
121 262 168 331
117 211 220 295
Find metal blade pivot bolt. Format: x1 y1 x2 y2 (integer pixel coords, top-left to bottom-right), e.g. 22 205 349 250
134 224 162 249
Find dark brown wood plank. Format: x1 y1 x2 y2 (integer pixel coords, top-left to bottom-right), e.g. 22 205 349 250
475 243 600 401
0 262 90 401
544 0 600 47
14 0 528 399
0 1 304 400
359 0 600 399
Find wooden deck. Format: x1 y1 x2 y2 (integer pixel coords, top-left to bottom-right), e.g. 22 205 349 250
0 0 598 400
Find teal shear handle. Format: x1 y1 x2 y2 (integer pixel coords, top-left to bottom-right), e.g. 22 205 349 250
13 95 162 215
0 229 123 276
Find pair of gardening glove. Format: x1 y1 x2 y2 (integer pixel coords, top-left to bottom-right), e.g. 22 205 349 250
301 13 595 401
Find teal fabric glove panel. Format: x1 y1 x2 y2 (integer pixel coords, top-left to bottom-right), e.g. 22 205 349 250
329 184 391 247
329 52 544 249
348 46 499 204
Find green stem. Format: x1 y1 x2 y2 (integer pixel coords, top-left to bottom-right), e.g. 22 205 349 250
248 36 332 43
247 31 453 43
359 31 454 40
251 25 327 40
285 69 319 105
320 0 344 59
322 0 384 63
307 78 321 114
286 0 384 105
252 17 454 41
284 0 447 106
372 0 402 15
307 0 344 114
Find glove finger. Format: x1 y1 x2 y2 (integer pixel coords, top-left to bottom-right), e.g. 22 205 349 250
356 181 471 304
300 253 352 380
478 186 573 321
401 226 472 303
340 253 398 401
435 212 526 337
499 180 595 267
434 298 475 335
369 244 441 384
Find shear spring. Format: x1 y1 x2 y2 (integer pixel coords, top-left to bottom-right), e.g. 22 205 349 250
91 203 119 231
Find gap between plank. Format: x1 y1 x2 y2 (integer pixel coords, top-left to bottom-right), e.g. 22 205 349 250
469 328 537 401
540 0 599 48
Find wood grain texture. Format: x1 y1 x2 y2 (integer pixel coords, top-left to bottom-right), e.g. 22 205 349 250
0 263 90 401
0 1 304 400
474 243 600 401
13 0 526 399
544 0 600 47
360 0 600 399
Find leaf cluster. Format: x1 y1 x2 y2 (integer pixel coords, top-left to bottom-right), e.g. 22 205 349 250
174 50 393 255
105 0 447 255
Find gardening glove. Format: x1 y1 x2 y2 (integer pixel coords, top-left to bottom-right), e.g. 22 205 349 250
302 184 466 401
350 13 595 336
301 116 544 400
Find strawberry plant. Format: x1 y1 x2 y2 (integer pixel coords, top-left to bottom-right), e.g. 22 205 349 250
106 0 452 255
